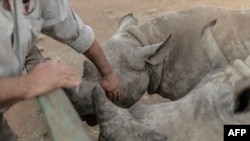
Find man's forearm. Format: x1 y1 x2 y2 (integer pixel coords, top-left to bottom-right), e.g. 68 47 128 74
0 58 81 109
83 40 122 101
0 75 31 108
84 40 113 77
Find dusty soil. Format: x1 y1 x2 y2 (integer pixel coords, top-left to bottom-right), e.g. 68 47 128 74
4 0 250 141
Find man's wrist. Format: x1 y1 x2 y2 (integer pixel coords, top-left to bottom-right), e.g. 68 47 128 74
22 74 35 99
100 66 114 77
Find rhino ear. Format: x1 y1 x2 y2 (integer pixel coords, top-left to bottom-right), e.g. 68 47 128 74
82 60 100 80
92 85 118 123
117 13 138 33
127 25 150 46
234 78 250 113
146 34 172 65
130 35 171 70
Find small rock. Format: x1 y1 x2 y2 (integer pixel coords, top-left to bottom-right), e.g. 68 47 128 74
36 34 46 42
146 8 158 14
103 9 113 13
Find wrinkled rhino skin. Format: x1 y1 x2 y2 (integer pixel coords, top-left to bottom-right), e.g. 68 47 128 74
93 57 250 141
66 6 250 124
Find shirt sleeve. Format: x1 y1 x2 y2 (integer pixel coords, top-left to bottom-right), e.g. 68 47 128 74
40 0 95 53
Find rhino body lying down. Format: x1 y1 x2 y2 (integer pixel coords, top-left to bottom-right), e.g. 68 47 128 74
105 6 250 100
66 6 250 122
93 57 250 141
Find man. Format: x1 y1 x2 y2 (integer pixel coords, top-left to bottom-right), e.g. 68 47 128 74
23 0 122 101
0 0 121 140
0 0 81 140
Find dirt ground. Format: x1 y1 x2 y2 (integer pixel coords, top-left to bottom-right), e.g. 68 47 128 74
4 0 250 141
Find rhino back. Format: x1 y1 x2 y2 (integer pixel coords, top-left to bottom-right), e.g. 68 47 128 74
136 6 250 99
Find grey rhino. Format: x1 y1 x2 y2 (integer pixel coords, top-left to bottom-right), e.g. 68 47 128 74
104 6 250 100
66 6 250 123
93 56 250 141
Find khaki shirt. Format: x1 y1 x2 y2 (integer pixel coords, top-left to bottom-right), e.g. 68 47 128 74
0 0 35 78
0 0 35 113
0 0 95 112
25 0 95 53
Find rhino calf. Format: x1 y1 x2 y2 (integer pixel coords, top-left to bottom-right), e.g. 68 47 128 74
93 56 250 141
66 6 250 124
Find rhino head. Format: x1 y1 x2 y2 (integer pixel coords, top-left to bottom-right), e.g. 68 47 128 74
105 13 172 100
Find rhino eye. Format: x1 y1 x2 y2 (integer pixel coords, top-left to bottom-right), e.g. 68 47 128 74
137 134 141 138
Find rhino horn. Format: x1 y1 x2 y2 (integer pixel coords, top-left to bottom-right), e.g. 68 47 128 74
82 60 100 80
132 35 171 70
117 13 138 33
92 85 118 123
234 78 250 113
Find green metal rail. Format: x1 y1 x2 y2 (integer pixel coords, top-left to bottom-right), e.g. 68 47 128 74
26 46 92 141
37 89 92 141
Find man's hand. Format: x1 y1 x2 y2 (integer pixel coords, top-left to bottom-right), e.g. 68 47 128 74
100 70 122 101
25 59 80 98
84 40 123 101
0 59 80 108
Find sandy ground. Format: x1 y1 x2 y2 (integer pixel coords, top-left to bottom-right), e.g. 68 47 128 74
4 0 250 140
